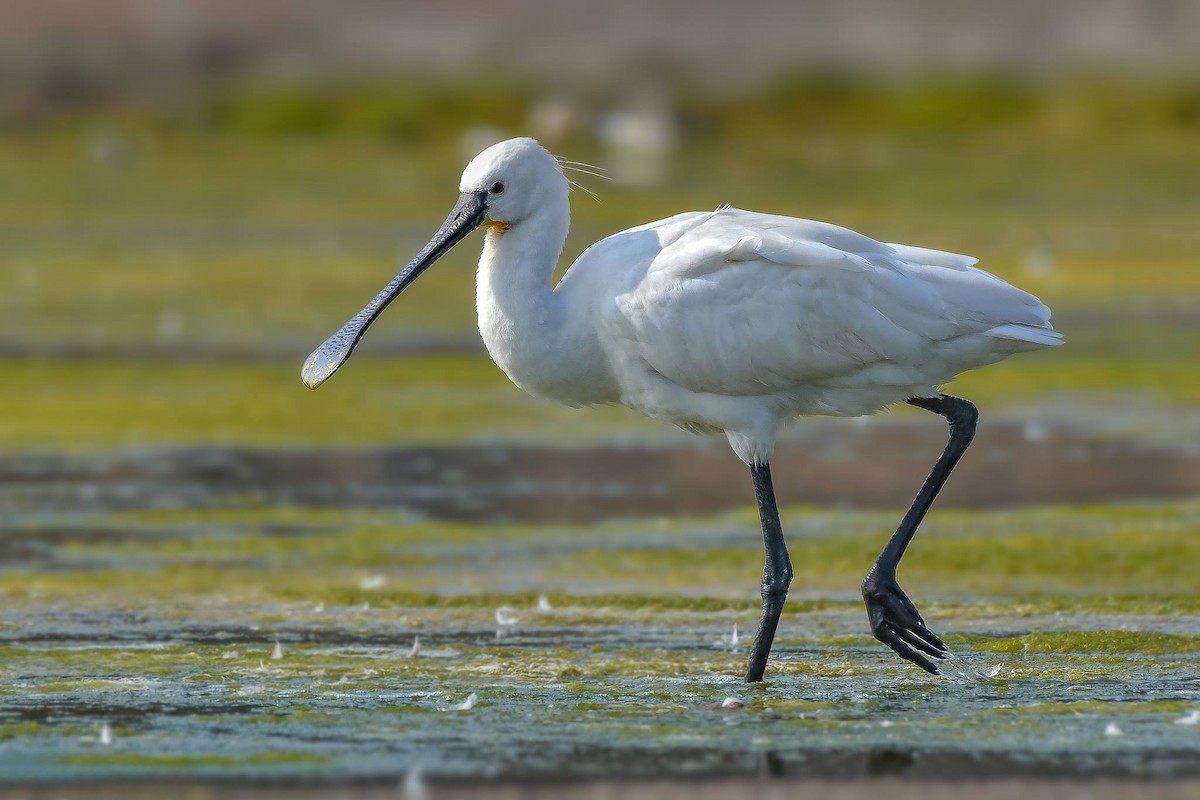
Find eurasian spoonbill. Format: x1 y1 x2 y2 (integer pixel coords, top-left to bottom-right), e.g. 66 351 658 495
302 137 1062 683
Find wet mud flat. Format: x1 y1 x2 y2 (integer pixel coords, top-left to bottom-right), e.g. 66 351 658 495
0 599 1195 782
3 417 1200 522
0 599 1198 784
0 527 1198 784
0 420 1198 786
4 780 1200 800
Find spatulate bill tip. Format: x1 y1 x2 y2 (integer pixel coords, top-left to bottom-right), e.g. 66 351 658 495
300 350 342 390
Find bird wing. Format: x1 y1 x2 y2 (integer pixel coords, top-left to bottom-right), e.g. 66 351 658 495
611 208 1059 397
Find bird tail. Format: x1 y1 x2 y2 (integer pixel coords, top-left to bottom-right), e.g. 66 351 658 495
984 323 1063 348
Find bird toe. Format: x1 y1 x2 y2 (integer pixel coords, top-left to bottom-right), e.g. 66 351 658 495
864 577 949 672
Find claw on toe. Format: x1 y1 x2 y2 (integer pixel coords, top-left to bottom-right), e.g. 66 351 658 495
896 634 949 674
863 575 949 674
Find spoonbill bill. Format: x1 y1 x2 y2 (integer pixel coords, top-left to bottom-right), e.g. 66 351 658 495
302 137 1061 683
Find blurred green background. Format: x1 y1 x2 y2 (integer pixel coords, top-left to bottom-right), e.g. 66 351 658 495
4 70 1200 449
2 2 1199 452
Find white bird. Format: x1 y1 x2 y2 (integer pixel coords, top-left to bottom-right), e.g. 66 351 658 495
302 137 1061 683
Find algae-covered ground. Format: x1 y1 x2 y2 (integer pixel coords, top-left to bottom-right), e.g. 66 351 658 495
1 79 1199 787
1 496 1199 782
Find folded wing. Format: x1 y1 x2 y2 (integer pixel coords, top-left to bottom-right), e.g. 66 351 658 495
613 208 1061 397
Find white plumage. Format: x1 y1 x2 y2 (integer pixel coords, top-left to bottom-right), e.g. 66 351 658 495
302 136 1061 682
463 139 1060 465
604 208 1055 403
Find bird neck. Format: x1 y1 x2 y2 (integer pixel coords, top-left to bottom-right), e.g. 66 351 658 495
476 198 589 402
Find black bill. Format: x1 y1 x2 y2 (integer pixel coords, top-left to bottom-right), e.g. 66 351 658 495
301 191 489 389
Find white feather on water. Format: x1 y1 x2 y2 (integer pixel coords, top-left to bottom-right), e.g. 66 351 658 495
402 765 428 800
451 693 478 711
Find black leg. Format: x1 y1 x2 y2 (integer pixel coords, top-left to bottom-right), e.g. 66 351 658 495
745 462 793 683
862 394 978 674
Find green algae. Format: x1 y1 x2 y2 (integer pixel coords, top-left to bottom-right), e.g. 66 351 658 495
971 631 1200 656
59 752 332 768
0 355 662 452
552 506 1200 597
2 441 1199 782
5 501 1199 622
4 339 1200 452
986 700 1193 717
0 722 52 740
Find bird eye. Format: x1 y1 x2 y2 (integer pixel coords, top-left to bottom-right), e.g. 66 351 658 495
490 181 505 194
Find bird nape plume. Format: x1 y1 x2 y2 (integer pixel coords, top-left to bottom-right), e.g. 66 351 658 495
556 157 608 201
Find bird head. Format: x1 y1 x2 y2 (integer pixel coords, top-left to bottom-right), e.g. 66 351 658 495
459 137 566 230
300 137 565 390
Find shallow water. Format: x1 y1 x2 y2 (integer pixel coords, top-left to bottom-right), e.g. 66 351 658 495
1 604 1198 781
0 467 1197 783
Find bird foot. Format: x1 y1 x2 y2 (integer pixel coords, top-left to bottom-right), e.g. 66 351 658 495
862 573 949 674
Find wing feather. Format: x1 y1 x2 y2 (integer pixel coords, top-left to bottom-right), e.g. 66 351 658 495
612 208 1059 397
